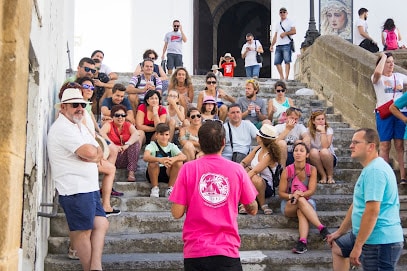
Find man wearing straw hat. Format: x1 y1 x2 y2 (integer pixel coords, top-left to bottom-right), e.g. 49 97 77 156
47 88 109 271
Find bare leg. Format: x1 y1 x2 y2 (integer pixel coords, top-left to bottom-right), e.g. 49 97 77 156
276 64 284 80
296 197 324 228
332 241 351 271
98 160 116 212
251 175 266 207
379 141 391 162
320 149 335 183
297 209 310 239
182 141 196 161
147 162 160 187
284 63 291 80
394 139 406 179
309 149 327 183
219 105 228 122
89 216 109 270
127 94 139 114
168 118 176 142
71 230 92 271
167 161 183 187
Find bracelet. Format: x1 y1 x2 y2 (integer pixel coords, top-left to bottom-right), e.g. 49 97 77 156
241 162 247 167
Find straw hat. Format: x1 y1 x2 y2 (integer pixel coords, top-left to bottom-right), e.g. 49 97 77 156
256 124 278 139
203 96 217 104
54 88 90 110
211 64 220 71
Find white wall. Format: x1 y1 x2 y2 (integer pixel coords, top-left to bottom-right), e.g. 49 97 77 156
74 0 194 75
73 0 407 78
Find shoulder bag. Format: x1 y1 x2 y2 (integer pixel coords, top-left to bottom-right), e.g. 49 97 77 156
254 40 263 64
280 22 295 52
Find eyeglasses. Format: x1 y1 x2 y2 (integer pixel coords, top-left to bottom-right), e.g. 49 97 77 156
168 95 179 98
276 89 285 93
350 140 370 145
190 114 201 119
114 113 127 118
82 84 95 90
83 66 97 74
206 81 217 85
70 103 87 108
203 119 223 124
289 107 303 113
280 11 287 14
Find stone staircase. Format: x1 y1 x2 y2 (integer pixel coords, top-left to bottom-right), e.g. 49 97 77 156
44 75 407 270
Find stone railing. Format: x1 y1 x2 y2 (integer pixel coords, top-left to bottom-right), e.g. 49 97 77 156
295 35 407 129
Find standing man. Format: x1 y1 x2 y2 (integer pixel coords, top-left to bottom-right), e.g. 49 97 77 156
47 88 109 271
169 120 258 271
327 128 403 270
222 104 258 163
354 8 378 52
241 33 263 78
161 19 187 75
270 7 296 80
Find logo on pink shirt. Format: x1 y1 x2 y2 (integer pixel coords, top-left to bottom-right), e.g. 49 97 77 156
199 173 229 206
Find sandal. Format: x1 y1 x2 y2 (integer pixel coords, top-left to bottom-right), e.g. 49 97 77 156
238 204 247 215
319 178 327 184
127 171 136 182
261 204 273 215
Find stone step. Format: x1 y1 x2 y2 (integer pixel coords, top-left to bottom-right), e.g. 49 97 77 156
44 249 407 271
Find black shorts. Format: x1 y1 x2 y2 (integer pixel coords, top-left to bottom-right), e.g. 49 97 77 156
146 167 169 183
184 255 242 271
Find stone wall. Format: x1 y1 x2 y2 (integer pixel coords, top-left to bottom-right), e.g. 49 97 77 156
295 35 407 129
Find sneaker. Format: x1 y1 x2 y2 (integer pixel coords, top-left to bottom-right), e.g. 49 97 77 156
68 246 79 260
292 240 307 254
150 186 160 198
111 188 124 197
320 227 330 241
105 209 121 217
400 179 407 185
165 187 173 197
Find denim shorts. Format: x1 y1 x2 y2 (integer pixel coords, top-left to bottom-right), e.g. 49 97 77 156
280 198 316 214
274 44 292 65
335 231 403 270
167 53 183 70
245 65 260 78
59 191 106 231
375 112 407 141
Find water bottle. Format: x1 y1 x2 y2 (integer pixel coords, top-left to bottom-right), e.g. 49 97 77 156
250 103 256 117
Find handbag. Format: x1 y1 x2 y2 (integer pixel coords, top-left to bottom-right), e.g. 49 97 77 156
254 40 263 63
280 22 295 52
376 75 396 119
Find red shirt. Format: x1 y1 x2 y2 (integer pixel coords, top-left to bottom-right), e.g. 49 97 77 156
221 62 235 77
107 121 132 146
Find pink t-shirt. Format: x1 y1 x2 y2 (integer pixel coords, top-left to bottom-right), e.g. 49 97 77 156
169 154 258 259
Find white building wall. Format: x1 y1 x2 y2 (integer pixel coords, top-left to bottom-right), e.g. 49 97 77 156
23 0 74 270
73 0 407 79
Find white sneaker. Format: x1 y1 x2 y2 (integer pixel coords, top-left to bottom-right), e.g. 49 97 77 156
150 186 159 198
165 186 173 197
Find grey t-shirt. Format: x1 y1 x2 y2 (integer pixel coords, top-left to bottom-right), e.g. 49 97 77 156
164 31 183 55
237 97 267 124
222 120 258 160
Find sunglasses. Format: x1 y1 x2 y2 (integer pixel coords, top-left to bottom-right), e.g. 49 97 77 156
173 25 180 28
276 89 285 93
280 11 287 14
114 113 127 118
83 66 97 74
289 107 303 113
70 103 87 108
206 81 217 85
203 119 223 124
82 84 95 90
190 114 201 119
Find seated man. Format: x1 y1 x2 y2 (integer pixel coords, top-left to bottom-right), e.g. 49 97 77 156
275 107 310 166
222 104 258 163
101 83 135 125
126 58 163 112
143 123 186 198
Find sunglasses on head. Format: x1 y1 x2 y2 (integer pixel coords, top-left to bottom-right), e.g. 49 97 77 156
83 66 97 74
70 103 87 108
82 84 95 90
206 81 217 85
190 114 201 119
289 107 303 113
276 88 285 93
114 113 127 118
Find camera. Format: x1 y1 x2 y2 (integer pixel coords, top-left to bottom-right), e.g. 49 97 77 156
98 72 110 83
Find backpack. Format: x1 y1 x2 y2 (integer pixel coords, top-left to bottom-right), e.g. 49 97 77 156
285 163 312 197
385 29 398 50
135 75 157 88
268 164 283 197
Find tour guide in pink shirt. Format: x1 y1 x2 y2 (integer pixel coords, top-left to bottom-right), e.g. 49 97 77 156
169 120 258 271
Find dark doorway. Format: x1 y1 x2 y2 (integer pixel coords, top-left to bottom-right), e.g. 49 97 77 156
194 0 271 78
217 2 271 78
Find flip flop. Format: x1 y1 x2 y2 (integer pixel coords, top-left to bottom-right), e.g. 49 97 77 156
319 178 327 184
261 204 273 215
238 204 247 215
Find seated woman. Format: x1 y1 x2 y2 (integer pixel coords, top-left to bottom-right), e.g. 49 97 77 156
100 104 143 182
240 124 281 215
135 90 167 144
133 49 168 93
166 89 187 143
268 80 294 125
307 110 337 184
196 72 235 122
168 67 194 112
278 142 330 254
179 107 202 161
200 96 219 120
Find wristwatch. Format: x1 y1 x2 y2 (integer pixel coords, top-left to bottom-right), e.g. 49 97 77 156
124 142 130 145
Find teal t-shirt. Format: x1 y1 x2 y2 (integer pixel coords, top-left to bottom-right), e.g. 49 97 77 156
352 157 403 244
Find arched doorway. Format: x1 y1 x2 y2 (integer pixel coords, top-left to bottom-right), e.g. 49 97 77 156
194 0 271 78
